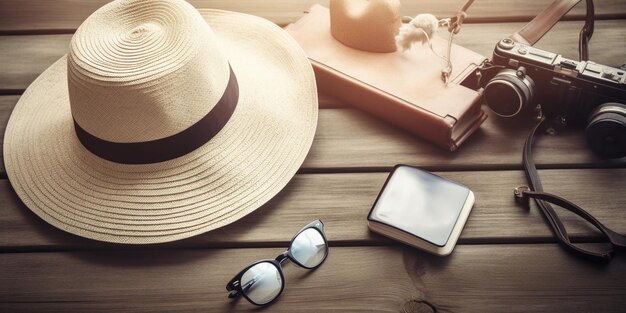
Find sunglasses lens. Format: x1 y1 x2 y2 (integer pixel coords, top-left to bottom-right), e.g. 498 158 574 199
240 262 283 305
291 228 328 268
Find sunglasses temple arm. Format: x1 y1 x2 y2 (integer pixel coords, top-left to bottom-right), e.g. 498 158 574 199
227 274 263 299
226 280 241 299
226 271 246 299
227 289 240 298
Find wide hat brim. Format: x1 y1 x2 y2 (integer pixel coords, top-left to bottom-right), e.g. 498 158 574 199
3 9 318 244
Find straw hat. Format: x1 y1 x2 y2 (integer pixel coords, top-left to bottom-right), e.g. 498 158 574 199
330 0 401 52
3 0 318 243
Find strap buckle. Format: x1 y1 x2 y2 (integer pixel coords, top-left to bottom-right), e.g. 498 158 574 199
514 185 531 208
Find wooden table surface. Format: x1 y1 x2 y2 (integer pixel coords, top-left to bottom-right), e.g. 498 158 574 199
1 1 625 312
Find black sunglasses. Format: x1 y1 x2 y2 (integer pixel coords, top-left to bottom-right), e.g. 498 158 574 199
226 220 329 306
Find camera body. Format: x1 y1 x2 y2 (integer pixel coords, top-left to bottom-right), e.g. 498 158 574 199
471 38 626 158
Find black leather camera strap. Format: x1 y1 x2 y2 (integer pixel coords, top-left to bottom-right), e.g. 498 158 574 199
515 118 626 262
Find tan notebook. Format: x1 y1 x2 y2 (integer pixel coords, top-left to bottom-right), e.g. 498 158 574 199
285 4 488 151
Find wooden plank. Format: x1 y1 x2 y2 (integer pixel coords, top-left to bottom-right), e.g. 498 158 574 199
0 34 72 92
0 245 624 312
304 107 626 170
1 20 625 93
0 0 623 33
0 97 17 174
2 95 625 177
2 168 624 251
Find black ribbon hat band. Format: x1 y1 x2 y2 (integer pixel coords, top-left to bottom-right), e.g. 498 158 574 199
74 66 239 164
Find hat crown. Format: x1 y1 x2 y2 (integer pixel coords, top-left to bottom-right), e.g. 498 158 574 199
68 0 230 143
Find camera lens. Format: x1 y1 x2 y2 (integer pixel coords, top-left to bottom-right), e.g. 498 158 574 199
586 103 626 159
484 68 535 117
484 82 523 116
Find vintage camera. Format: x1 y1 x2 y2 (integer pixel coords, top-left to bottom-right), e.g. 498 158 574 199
471 38 626 158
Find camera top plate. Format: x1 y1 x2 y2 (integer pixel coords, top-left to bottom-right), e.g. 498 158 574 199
493 39 626 87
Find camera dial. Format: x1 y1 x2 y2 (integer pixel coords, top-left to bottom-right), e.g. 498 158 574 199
498 38 515 50
484 66 535 117
585 102 626 158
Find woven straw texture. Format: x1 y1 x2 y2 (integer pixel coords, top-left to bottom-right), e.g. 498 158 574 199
3 0 318 244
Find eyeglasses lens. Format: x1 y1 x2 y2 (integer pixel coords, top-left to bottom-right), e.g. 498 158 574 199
241 262 282 305
290 228 327 268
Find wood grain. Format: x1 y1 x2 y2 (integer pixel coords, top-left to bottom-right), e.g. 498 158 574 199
0 34 72 92
303 107 626 171
2 168 624 251
0 0 624 33
1 1 625 312
1 20 625 93
1 95 625 176
0 96 17 173
0 245 624 313
0 23 624 174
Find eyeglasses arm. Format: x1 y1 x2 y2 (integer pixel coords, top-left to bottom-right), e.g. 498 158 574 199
227 290 240 298
227 278 259 299
226 266 250 299
226 280 241 298
227 265 273 299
